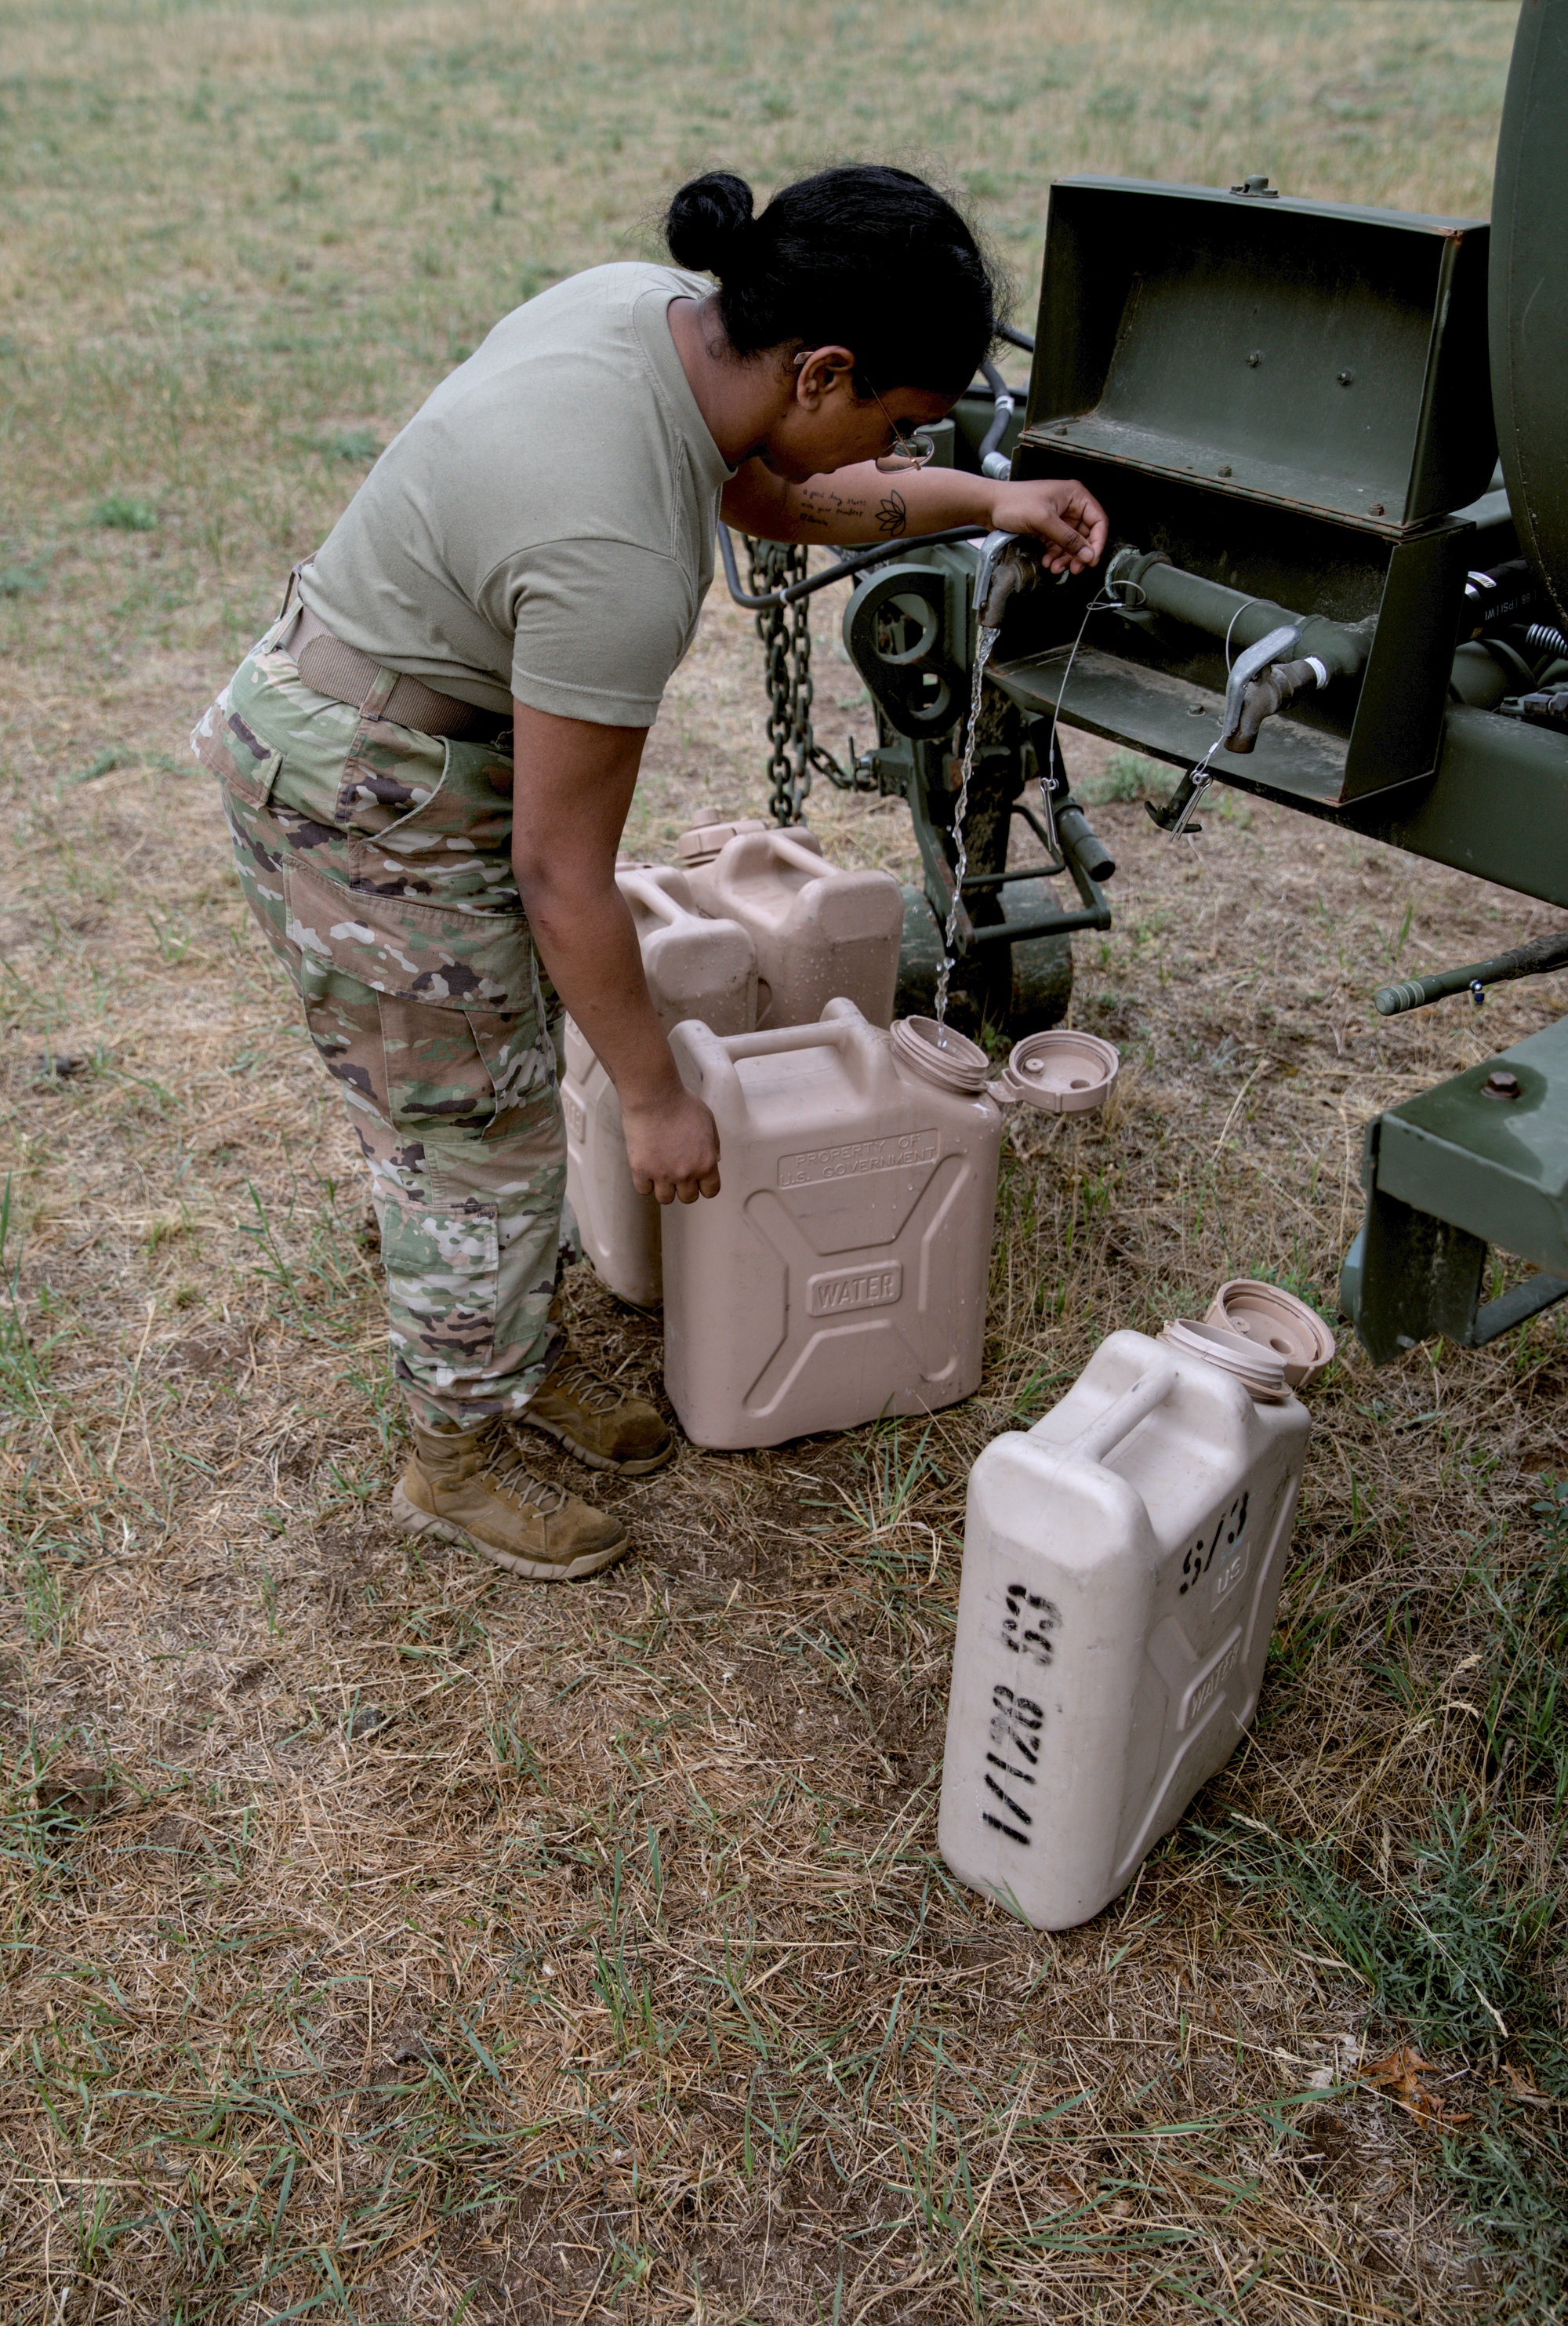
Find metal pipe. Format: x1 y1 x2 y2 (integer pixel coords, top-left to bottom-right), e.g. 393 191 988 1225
1374 928 1568 1014
1056 804 1116 883
1106 547 1373 685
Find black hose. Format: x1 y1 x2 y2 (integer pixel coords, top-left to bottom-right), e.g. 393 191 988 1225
1525 620 1568 663
993 322 1036 354
979 359 1014 467
717 522 989 612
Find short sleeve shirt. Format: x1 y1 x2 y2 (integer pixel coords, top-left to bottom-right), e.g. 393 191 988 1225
299 263 732 727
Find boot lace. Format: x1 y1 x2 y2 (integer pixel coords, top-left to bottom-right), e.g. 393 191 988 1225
543 1356 626 1417
481 1426 568 1514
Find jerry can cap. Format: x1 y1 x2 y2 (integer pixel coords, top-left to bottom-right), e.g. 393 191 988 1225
1205 1279 1335 1387
990 1029 1120 1115
677 816 771 867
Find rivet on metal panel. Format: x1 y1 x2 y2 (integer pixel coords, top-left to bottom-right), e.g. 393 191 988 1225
1338 369 1356 387
1218 464 1232 477
1483 1070 1523 1101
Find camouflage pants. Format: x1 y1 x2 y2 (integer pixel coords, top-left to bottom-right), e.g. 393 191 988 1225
192 619 567 1430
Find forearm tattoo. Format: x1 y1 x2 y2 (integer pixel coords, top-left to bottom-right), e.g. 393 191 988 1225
796 482 909 539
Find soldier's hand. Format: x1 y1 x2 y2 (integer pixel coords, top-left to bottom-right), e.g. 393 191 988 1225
623 1086 721 1205
987 477 1109 575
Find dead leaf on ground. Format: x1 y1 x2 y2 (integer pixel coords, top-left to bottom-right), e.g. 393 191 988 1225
1363 2045 1472 2127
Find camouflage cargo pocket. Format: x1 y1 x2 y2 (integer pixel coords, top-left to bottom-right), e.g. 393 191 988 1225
377 994 557 1144
281 851 533 1006
191 685 283 806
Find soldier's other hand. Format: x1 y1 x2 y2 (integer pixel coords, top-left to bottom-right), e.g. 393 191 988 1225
623 1087 721 1205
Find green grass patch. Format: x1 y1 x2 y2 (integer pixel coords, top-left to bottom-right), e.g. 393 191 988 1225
1079 748 1178 806
90 493 158 532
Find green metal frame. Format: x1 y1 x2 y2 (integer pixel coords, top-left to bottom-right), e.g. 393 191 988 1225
1340 1016 1568 1363
829 2 1568 1362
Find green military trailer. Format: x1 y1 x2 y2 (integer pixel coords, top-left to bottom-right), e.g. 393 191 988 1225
724 0 1568 1370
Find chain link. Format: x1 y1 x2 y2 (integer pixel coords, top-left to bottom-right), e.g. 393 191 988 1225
742 537 857 824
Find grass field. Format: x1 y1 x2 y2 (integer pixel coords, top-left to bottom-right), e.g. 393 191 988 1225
5 2 1566 2320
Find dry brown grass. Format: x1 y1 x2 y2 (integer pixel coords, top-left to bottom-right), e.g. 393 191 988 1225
4 2 1565 2321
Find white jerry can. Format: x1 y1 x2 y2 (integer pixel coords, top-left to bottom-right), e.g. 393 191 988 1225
563 867 757 1309
938 1326 1313 1931
679 823 904 1030
661 1004 1004 1448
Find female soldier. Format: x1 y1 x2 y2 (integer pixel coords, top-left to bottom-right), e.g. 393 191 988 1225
191 165 1107 1585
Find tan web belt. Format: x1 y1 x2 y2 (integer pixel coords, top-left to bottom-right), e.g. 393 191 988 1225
277 572 510 745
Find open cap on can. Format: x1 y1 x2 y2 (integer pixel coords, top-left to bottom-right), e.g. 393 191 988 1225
1205 1280 1336 1387
989 1029 1120 1116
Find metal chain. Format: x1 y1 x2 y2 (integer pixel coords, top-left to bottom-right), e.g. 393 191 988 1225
742 536 855 823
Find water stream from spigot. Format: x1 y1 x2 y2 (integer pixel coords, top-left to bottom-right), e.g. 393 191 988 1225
932 623 1000 1035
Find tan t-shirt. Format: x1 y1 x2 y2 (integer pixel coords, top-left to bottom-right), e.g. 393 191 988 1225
299 263 731 727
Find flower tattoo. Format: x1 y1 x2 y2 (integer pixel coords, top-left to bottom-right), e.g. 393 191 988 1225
875 491 907 537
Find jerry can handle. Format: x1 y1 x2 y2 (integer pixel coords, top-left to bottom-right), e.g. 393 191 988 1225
616 867 691 926
1029 1352 1178 1461
720 1014 860 1063
755 830 829 878
670 1006 883 1100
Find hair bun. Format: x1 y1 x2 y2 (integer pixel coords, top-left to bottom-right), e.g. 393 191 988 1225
665 172 756 277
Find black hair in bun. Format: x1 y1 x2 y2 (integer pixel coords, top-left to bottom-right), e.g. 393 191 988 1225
664 163 1000 399
664 172 756 277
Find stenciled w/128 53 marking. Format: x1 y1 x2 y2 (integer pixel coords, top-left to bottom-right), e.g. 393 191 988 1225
1178 1489 1250 1597
982 1682 1043 1845
1002 1580 1058 1666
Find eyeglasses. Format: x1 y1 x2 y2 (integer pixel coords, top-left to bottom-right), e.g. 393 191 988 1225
868 384 936 474
791 353 937 472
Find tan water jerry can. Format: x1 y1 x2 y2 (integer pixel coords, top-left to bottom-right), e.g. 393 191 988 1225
661 1005 1004 1448
938 1312 1327 1930
679 823 904 1030
563 868 757 1310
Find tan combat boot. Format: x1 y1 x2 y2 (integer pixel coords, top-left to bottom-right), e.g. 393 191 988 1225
392 1418 630 1581
522 1350 674 1475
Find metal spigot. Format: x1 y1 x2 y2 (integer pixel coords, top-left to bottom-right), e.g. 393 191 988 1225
1219 624 1334 753
973 532 1042 629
